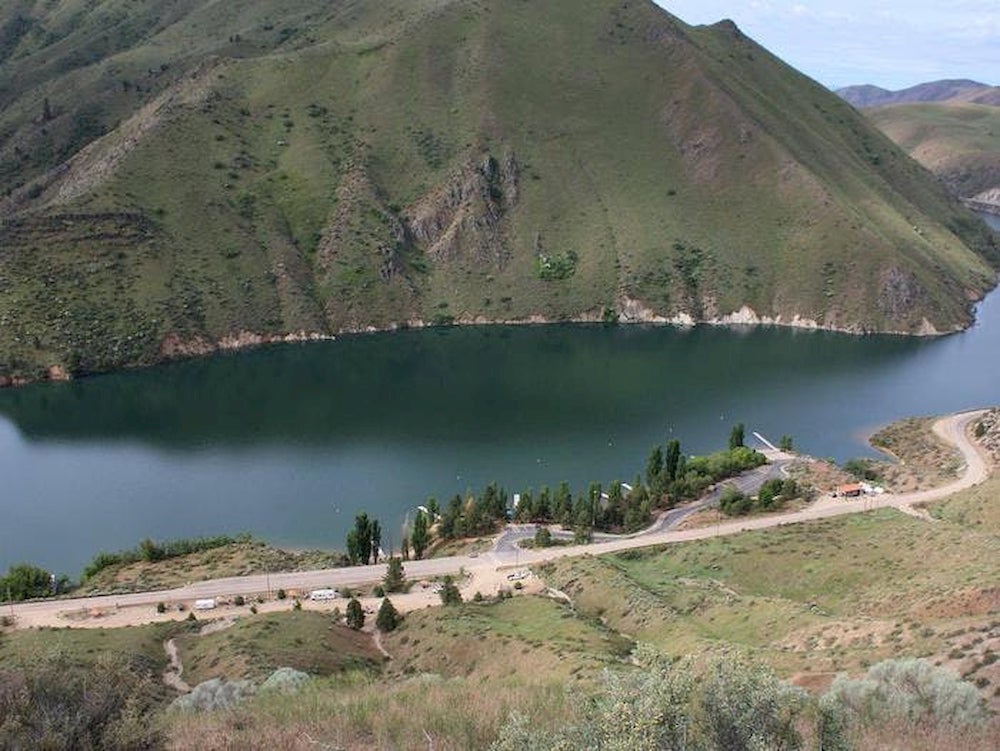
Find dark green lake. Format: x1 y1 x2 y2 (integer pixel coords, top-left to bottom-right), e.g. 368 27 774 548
3 212 1000 575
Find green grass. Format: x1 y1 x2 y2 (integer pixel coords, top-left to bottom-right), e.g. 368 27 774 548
175 611 382 685
1 0 997 380
384 594 633 684
868 102 1000 200
538 474 1000 676
0 621 177 671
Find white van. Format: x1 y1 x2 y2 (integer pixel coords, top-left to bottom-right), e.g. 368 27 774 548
309 589 339 602
194 598 217 611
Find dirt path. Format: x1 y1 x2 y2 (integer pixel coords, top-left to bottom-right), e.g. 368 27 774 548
8 411 991 631
162 638 191 693
371 629 392 660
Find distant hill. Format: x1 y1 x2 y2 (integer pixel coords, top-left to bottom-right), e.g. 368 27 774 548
867 103 1000 215
838 79 1000 108
0 0 997 383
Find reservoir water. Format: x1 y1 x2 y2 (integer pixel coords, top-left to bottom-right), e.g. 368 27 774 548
3 213 1000 575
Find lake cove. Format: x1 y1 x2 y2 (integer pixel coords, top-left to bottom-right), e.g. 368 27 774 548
2 235 1000 574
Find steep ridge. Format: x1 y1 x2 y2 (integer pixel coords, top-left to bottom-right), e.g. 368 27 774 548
0 0 997 382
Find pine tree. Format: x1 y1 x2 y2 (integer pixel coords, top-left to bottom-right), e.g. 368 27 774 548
646 445 664 487
376 598 400 632
729 423 745 450
382 557 406 593
665 439 682 482
346 597 364 629
411 510 429 559
370 519 382 564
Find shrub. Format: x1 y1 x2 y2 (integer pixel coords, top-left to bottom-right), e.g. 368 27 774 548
533 527 553 548
0 653 164 748
843 458 879 482
821 658 987 731
491 654 810 750
276 588 287 600
171 678 256 713
233 595 245 607
260 667 309 694
438 576 462 606
292 599 301 611
156 602 166 614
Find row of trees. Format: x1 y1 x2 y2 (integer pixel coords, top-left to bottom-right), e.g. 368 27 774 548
82 533 253 580
1 563 69 602
345 513 382 565
369 425 771 561
393 426 771 557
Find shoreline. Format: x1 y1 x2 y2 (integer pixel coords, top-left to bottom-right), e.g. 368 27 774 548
2 409 990 630
0 302 975 390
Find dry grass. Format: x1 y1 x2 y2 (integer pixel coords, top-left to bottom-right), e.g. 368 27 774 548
536 473 1000 708
76 541 345 595
167 671 575 751
848 718 1000 751
869 416 964 491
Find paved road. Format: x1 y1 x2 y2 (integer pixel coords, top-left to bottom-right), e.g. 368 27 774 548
6 412 988 629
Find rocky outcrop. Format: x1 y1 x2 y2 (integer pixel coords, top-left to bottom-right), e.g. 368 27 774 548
159 330 335 359
878 266 929 323
964 188 1000 216
406 152 519 268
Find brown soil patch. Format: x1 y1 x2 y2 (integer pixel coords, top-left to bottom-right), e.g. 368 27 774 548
909 587 1000 621
777 619 916 653
870 417 963 492
789 671 837 694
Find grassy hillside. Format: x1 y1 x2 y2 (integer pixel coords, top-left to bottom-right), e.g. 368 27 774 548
3 477 998 748
838 80 1000 108
172 473 999 748
0 0 997 381
867 103 1000 207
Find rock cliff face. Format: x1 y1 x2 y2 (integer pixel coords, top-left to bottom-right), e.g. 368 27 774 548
408 153 519 267
966 188 1000 216
0 0 997 382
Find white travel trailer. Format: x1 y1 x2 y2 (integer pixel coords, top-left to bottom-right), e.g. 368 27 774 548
309 589 339 602
194 598 216 611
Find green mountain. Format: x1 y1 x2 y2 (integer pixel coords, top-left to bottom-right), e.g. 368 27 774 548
866 103 1000 214
0 0 997 381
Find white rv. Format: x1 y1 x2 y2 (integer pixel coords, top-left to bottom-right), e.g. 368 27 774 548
309 588 339 602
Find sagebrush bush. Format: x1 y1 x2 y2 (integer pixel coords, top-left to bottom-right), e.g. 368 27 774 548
821 657 987 730
171 678 256 713
0 652 163 750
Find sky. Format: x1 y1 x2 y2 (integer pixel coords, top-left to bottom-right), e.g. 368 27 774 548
658 1 999 91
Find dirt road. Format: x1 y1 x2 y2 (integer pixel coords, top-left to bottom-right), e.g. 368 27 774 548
5 411 989 631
